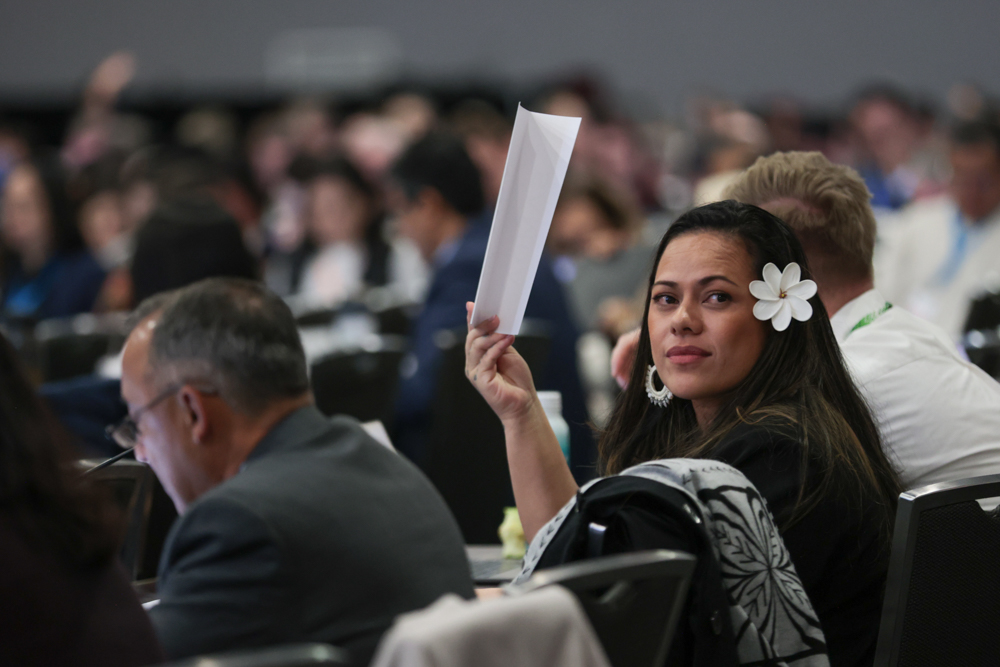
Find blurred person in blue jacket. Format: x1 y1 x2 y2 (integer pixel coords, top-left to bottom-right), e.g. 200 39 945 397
388 131 595 482
1 156 105 321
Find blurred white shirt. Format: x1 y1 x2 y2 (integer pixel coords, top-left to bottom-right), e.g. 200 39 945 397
875 196 1000 340
832 288 1000 491
387 236 430 304
300 242 367 306
298 237 429 308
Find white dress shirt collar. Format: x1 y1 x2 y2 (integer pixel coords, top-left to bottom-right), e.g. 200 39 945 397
828 288 890 344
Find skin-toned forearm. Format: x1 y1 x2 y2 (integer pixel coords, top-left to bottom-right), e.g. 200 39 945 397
500 400 579 543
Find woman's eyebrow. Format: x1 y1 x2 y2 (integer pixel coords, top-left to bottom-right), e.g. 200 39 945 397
653 275 738 288
699 275 738 287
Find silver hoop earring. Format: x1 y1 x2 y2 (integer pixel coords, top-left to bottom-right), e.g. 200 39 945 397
645 365 672 407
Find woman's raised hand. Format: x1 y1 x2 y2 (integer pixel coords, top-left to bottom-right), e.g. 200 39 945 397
465 302 579 542
465 302 537 423
610 327 641 389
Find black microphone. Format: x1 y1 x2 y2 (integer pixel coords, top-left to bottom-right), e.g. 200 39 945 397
83 447 136 475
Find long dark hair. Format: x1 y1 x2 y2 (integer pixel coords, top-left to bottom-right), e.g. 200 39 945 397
17 155 85 253
1 155 84 283
290 153 392 288
0 331 120 569
599 200 901 535
310 154 391 285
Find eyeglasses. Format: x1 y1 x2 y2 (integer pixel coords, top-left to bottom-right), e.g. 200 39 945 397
105 382 218 450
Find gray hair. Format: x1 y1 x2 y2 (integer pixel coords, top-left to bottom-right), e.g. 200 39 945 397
138 278 310 413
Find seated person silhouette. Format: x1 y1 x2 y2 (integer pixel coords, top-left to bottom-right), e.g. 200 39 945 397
389 131 594 481
466 201 902 667
0 331 163 666
117 278 474 664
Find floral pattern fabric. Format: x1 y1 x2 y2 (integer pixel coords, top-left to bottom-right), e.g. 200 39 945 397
516 458 829 667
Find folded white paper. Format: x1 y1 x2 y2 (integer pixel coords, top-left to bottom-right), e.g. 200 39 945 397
470 104 581 335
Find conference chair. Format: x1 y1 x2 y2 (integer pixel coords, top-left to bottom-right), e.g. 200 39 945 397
363 285 420 336
294 307 343 328
964 288 1000 332
873 474 1000 666
373 586 610 667
963 289 1000 378
372 302 416 336
162 643 348 667
513 550 697 667
422 320 551 544
310 334 407 425
34 313 128 381
295 297 416 335
962 327 1000 379
85 459 157 580
294 301 379 330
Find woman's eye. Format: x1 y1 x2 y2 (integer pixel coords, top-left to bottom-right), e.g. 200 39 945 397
706 292 731 304
653 293 677 305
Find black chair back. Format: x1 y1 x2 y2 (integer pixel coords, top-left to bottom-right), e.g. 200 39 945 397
964 289 1000 332
310 335 407 425
963 327 1000 379
963 290 1000 377
294 307 343 328
85 459 157 580
423 321 551 544
874 474 1000 666
372 303 415 336
35 314 128 381
161 643 347 667
514 550 697 667
362 286 419 337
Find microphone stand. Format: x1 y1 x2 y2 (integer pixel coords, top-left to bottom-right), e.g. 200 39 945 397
83 447 136 475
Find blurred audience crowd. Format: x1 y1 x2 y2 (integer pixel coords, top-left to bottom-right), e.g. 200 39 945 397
3 48 1000 666
3 52 1000 436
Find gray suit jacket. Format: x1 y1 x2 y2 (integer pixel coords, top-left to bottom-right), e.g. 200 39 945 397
150 406 475 665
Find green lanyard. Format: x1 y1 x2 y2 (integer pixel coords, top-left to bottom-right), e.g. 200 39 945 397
849 302 893 334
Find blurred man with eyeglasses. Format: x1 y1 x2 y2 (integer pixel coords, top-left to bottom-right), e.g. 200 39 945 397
118 277 473 665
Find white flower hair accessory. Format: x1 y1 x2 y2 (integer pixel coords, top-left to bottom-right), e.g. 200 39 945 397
749 262 818 332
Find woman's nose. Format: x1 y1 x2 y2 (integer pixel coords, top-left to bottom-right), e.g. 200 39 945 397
671 299 701 334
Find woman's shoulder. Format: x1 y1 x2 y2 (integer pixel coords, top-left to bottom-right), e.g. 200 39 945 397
710 417 804 498
720 416 801 452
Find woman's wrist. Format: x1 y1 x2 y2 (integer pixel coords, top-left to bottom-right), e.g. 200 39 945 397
499 392 543 434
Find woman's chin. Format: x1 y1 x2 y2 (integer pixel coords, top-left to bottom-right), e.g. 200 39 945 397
664 387 713 404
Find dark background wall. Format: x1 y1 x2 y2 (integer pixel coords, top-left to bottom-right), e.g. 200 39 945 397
1 0 997 113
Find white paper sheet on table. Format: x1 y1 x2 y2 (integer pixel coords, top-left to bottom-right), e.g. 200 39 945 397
470 104 581 335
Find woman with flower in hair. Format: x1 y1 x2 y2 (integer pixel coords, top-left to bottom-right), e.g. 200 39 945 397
465 200 901 667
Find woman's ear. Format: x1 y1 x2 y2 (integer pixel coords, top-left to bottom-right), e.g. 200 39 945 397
178 386 210 445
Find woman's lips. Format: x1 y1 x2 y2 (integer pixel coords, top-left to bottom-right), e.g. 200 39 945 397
666 346 711 365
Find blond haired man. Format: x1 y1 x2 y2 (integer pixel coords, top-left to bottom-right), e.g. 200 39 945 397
613 151 1000 491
